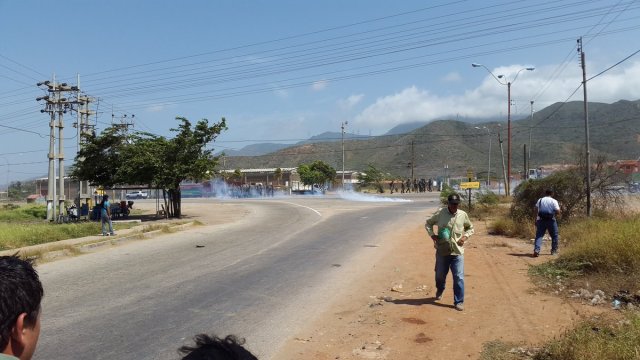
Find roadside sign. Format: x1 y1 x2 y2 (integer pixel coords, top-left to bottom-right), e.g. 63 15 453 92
460 181 480 189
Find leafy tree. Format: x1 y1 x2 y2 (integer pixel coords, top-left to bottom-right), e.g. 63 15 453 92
298 160 336 193
274 167 282 186
71 116 227 218
511 154 625 223
71 126 126 188
357 164 386 193
8 181 35 201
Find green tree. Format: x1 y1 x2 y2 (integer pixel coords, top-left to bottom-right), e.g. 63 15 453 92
510 154 624 222
274 167 282 186
298 160 336 193
71 117 227 218
8 181 35 201
357 164 386 193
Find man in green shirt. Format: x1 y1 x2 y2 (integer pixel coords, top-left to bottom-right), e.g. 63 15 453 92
0 256 44 360
425 194 474 311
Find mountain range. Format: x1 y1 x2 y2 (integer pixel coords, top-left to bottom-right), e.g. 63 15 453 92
221 99 640 180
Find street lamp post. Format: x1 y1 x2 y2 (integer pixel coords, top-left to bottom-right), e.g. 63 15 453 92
341 121 348 189
475 126 491 187
472 63 534 196
528 100 534 177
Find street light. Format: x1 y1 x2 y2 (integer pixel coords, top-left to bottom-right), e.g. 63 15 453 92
475 126 491 187
341 121 348 189
472 63 534 196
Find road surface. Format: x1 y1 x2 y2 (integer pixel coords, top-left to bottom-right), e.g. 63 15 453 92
33 193 440 359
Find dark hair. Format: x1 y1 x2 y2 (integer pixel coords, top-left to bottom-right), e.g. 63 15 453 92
0 255 44 350
179 334 258 360
545 188 554 196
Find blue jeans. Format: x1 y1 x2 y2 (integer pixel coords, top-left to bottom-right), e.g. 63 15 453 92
101 213 114 235
534 219 559 253
435 254 464 305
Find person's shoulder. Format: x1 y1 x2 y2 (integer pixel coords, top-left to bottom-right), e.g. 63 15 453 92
0 353 20 360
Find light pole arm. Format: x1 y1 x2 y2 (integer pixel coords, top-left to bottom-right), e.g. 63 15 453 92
472 64 507 85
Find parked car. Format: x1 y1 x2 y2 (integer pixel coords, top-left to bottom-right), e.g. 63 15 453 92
125 191 148 199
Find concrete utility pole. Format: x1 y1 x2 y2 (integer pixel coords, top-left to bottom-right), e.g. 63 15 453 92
498 129 508 195
410 140 415 183
528 100 534 176
37 77 79 222
76 76 95 214
578 37 592 217
341 121 348 188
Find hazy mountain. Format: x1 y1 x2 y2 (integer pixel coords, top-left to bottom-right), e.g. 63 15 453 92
219 143 293 157
224 99 640 179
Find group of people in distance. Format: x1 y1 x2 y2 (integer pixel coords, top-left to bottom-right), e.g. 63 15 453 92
2 189 560 358
0 255 257 360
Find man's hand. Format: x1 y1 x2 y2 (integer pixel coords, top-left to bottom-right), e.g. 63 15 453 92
457 236 467 246
431 235 438 249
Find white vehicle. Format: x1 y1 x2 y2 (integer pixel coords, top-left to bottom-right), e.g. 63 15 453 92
125 190 148 199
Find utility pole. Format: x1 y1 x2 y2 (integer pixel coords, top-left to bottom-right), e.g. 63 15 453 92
498 130 507 196
341 121 348 189
112 112 135 135
410 140 415 183
578 37 592 216
523 144 527 182
506 81 512 196
528 100 534 177
76 77 95 215
37 77 78 221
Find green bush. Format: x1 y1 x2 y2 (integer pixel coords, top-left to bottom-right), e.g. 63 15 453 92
476 190 500 206
0 205 47 221
534 313 640 360
556 216 640 274
510 170 583 224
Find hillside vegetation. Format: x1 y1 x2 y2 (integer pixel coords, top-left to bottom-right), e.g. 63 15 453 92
224 100 640 180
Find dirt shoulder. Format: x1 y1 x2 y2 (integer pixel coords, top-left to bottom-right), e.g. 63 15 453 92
273 219 605 360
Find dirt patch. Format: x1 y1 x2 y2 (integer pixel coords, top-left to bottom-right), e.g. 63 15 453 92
274 220 606 360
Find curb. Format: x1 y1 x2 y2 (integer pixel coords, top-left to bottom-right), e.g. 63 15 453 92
0 221 197 260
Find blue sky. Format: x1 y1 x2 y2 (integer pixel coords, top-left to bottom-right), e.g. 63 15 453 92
1 0 640 186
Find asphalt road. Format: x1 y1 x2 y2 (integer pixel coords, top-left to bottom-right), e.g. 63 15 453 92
33 193 440 360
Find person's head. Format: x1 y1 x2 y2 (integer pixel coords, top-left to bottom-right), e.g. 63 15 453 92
179 334 257 360
545 188 554 196
0 255 44 360
447 193 461 212
103 195 109 201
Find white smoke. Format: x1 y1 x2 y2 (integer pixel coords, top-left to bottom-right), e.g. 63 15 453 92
337 190 411 202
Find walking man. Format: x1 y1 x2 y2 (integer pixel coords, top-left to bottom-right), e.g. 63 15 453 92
0 255 44 360
533 189 561 257
100 195 116 236
425 194 474 311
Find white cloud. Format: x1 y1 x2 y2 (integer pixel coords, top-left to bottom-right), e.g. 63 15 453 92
338 94 364 110
311 79 329 91
442 72 462 82
274 88 289 99
353 86 460 133
146 104 167 112
352 61 640 135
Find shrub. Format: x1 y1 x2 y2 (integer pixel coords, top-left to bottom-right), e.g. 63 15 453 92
511 156 625 224
534 313 640 360
556 216 640 274
476 190 500 206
